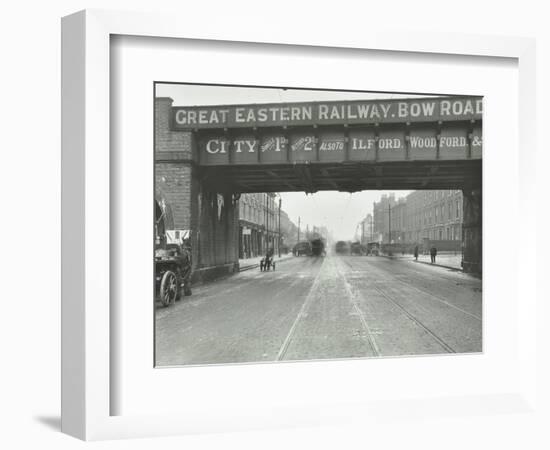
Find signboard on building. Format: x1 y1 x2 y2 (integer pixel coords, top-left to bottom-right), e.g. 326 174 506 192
172 96 482 130
195 126 480 165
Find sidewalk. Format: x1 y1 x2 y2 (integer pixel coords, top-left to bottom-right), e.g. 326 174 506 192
381 252 462 270
238 253 295 271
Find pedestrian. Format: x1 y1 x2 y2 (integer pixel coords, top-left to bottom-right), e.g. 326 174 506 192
414 245 419 261
430 245 437 264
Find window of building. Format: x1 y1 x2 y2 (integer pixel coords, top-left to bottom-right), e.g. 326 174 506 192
456 200 460 218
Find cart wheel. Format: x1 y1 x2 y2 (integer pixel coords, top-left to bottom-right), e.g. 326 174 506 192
160 271 178 307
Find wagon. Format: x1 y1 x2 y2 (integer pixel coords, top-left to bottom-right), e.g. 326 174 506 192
310 238 326 256
260 252 276 271
366 242 380 256
155 243 192 307
293 241 312 256
350 241 364 256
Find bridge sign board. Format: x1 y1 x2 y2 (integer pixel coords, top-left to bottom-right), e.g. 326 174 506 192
172 96 482 130
172 96 482 166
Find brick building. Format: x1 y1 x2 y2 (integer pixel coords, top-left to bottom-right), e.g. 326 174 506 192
372 190 463 245
405 190 463 243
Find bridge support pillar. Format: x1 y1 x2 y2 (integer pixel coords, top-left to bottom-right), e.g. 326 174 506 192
462 188 482 275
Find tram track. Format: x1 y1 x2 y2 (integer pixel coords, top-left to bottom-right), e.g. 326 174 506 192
340 257 460 354
370 283 455 353
342 258 482 321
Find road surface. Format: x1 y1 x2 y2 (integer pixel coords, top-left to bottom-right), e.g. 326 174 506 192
155 254 482 366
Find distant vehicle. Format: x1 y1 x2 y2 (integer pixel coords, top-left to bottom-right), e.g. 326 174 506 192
335 240 350 255
366 242 380 256
310 238 326 256
293 241 312 256
350 241 364 256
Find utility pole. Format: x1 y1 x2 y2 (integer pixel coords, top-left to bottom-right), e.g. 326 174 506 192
297 216 301 243
388 203 392 244
278 196 281 257
265 194 268 253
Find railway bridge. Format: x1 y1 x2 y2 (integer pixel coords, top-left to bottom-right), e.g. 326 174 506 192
155 95 482 277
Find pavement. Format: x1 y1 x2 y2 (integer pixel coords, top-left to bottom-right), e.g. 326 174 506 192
155 253 482 366
238 253 294 271
380 252 462 270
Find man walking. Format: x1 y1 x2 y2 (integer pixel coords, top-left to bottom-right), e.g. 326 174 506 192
430 245 437 264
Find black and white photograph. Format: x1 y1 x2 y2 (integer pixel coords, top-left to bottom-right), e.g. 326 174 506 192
153 84 483 366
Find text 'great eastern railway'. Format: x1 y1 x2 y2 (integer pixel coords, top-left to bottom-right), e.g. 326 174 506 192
172 96 482 129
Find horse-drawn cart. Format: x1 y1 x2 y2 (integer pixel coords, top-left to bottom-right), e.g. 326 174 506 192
260 249 276 271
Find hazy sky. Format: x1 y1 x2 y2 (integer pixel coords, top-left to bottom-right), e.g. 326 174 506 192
156 84 426 240
279 190 410 241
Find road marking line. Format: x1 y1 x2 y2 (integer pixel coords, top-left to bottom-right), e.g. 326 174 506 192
276 258 327 361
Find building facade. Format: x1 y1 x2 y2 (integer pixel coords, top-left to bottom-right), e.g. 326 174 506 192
279 210 299 249
405 190 463 243
359 213 374 245
238 193 282 259
372 190 463 245
372 193 398 243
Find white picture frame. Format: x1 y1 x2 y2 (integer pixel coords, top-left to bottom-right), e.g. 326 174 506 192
61 9 538 441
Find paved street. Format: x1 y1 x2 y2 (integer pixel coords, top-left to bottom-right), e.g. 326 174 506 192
155 254 482 366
